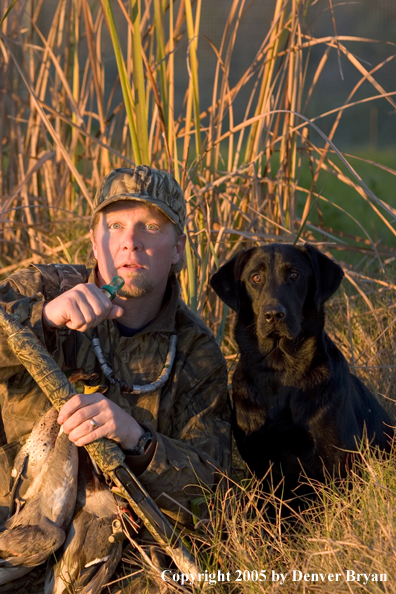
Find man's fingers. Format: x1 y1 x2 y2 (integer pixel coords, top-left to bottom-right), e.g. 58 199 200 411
57 392 143 451
67 415 105 445
72 422 108 447
64 295 96 330
43 283 120 331
64 294 110 330
58 393 98 425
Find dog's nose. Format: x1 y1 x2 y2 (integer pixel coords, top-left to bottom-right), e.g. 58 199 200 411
264 305 286 322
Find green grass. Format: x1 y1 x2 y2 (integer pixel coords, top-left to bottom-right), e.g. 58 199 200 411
293 148 396 267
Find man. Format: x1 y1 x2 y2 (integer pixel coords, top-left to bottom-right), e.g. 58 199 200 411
0 166 231 592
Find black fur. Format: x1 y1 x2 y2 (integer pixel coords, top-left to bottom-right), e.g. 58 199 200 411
211 243 394 498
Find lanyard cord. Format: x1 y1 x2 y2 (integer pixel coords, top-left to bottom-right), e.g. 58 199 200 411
91 328 177 394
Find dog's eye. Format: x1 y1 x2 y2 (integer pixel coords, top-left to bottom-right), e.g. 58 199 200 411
289 271 299 281
251 274 261 284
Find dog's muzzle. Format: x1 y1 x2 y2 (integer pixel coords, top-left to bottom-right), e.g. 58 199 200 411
258 303 301 341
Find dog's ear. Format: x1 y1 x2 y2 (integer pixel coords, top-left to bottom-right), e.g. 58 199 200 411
302 243 344 309
210 249 253 312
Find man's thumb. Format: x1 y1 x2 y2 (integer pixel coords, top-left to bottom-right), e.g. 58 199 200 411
107 305 124 319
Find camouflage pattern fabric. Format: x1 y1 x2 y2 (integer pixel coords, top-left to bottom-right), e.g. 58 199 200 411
0 264 231 532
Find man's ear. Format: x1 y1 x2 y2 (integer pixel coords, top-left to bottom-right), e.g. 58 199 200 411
210 249 253 312
302 243 344 309
172 233 186 265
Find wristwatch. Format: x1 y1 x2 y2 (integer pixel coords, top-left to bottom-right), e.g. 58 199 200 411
123 431 153 456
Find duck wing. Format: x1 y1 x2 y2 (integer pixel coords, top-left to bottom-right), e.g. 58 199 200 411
79 539 123 594
0 520 65 586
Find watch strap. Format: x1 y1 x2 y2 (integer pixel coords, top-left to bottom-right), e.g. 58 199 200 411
123 431 153 456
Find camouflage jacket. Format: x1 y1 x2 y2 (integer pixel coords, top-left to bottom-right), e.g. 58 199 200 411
0 264 231 528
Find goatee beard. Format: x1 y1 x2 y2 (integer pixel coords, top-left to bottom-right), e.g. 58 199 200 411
117 277 154 298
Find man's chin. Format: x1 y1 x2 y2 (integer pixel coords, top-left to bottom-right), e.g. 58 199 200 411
117 279 154 298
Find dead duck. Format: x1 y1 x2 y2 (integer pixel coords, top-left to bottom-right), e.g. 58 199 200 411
8 408 61 513
44 450 124 594
0 408 78 585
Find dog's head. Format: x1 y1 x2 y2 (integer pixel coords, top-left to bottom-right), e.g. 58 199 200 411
211 243 344 344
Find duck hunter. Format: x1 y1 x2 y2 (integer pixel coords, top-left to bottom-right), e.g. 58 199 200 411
0 166 231 592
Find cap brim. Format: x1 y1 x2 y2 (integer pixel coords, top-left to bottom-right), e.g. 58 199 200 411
93 193 179 226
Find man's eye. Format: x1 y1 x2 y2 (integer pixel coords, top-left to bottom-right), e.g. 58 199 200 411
109 222 122 229
146 223 160 231
251 274 261 284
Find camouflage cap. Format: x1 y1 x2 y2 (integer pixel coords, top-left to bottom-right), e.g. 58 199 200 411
92 166 186 233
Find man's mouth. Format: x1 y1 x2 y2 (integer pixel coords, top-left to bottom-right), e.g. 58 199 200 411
117 264 146 279
118 263 145 270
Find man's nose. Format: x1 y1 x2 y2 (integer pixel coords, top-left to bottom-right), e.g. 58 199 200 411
122 228 143 250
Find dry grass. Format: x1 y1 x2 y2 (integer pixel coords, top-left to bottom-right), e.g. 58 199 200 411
326 285 396 421
186 444 396 593
111 442 396 593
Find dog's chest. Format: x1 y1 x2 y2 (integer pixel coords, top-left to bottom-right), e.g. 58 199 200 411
263 386 293 421
249 367 298 414
233 385 316 480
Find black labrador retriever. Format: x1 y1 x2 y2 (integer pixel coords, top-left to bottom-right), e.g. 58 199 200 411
211 243 393 498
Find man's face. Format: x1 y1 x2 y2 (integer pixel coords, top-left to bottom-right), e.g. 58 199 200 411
90 202 185 299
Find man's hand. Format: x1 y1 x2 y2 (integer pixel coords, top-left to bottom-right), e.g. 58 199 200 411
57 393 145 450
42 283 124 331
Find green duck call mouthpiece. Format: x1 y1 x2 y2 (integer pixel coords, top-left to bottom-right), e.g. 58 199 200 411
100 276 124 301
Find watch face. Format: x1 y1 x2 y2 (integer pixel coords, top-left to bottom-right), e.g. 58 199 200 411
141 433 153 452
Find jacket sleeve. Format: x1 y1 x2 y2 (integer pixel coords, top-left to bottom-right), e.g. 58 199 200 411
137 333 231 528
0 266 53 382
